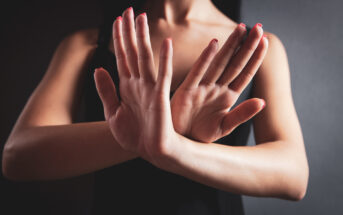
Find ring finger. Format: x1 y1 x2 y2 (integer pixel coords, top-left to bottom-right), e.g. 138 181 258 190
216 23 264 86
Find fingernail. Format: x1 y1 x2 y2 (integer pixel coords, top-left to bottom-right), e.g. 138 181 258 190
212 38 218 43
116 16 122 21
261 99 266 109
263 34 268 39
254 23 263 29
239 23 246 28
127 7 134 16
140 12 146 17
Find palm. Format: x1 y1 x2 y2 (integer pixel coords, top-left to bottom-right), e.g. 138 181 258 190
170 23 268 143
109 80 171 156
172 85 239 143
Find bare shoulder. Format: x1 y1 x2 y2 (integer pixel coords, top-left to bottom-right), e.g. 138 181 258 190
57 28 100 52
262 31 288 64
45 28 101 78
256 31 291 82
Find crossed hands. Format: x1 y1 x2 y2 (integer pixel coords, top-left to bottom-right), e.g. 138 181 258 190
94 7 268 168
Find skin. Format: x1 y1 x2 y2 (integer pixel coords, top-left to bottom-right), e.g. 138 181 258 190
2 0 309 201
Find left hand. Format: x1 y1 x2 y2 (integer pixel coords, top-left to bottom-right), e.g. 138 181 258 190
171 23 268 143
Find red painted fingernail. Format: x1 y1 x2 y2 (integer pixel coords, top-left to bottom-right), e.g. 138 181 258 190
127 7 134 16
116 16 122 21
261 99 266 109
263 34 268 39
140 12 146 17
212 38 218 43
239 23 246 28
256 23 263 28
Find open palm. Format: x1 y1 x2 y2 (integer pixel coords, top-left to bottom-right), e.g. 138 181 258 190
94 9 176 163
171 23 268 143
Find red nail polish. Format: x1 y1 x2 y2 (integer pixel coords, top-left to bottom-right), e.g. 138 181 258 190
261 99 266 109
256 23 263 28
212 38 218 43
263 34 267 39
140 12 146 17
116 16 122 21
239 23 246 28
126 7 133 16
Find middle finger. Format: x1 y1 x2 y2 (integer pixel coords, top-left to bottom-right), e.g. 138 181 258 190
122 7 140 77
216 23 264 86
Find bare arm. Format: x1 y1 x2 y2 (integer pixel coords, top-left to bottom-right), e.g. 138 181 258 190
159 33 309 201
2 29 137 181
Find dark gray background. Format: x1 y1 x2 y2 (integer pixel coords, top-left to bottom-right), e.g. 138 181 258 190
242 0 343 214
1 0 342 214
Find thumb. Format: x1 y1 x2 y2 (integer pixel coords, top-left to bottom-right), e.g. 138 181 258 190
221 98 265 136
94 67 120 120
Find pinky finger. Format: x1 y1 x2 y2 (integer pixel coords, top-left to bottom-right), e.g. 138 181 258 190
221 98 265 136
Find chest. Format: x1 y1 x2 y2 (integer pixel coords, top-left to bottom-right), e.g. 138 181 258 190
151 39 210 91
108 25 234 92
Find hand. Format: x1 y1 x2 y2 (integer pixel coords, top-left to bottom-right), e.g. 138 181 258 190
93 8 176 165
171 23 268 143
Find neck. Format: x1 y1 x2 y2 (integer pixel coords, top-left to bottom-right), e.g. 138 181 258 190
141 0 215 24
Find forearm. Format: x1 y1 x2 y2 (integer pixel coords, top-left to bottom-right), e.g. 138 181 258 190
162 134 308 201
2 121 138 181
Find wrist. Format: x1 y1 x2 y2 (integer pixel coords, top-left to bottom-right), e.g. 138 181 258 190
152 132 191 174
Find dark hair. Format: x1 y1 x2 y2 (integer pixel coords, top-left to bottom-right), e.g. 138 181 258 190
100 0 241 27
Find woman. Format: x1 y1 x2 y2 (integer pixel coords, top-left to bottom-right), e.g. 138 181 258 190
2 0 309 214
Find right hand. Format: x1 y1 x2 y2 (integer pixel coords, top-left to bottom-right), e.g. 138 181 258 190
93 8 178 164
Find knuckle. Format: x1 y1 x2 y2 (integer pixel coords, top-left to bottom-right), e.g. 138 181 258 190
115 52 126 61
245 45 256 53
138 52 151 61
230 60 245 71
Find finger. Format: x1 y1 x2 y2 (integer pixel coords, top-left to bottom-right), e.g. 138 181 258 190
122 7 140 77
156 38 173 94
229 35 269 93
180 39 218 90
221 98 265 136
94 67 120 119
113 16 131 79
135 12 156 82
200 23 247 85
216 23 264 86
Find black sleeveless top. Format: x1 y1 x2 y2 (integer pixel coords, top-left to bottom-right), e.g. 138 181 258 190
81 22 253 215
